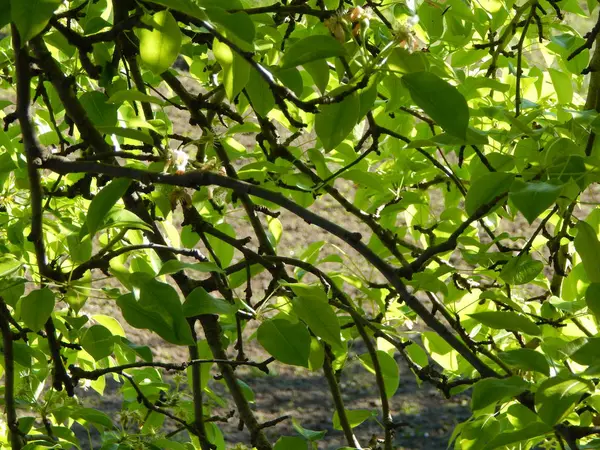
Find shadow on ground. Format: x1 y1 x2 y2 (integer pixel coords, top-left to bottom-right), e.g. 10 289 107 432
78 350 471 450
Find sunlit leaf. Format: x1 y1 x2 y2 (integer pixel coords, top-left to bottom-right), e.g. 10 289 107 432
293 293 343 350
402 72 469 139
469 311 541 336
280 35 345 70
81 325 114 361
19 288 55 331
471 376 529 410
499 349 550 375
500 254 544 285
535 376 592 425
182 287 237 317
359 350 400 398
509 181 562 224
332 409 375 430
315 91 360 151
11 0 61 44
575 221 600 283
257 319 311 367
139 10 182 75
87 178 132 236
465 172 514 215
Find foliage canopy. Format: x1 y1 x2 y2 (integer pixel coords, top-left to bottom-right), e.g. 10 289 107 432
1 0 600 449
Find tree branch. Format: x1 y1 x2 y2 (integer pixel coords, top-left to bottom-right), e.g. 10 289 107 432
322 345 362 449
0 298 26 449
69 357 272 381
41 154 500 378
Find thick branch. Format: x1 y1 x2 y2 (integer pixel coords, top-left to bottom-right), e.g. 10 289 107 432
322 346 362 449
12 25 55 280
0 298 25 450
69 357 272 381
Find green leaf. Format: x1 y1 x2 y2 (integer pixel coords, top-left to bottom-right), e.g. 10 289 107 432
87 178 132 236
139 279 193 343
304 59 330 94
481 422 551 450
405 343 429 368
79 91 118 128
465 172 514 215
139 10 182 75
229 264 264 289
0 0 11 30
341 169 386 192
499 349 550 375
500 254 544 285
158 260 224 276
182 287 237 317
72 408 114 430
81 325 114 361
358 350 400 398
206 222 236 267
549 68 573 105
92 315 125 337
236 379 255 403
273 436 307 450
402 71 469 139
308 337 324 371
471 376 529 410
107 89 166 106
0 278 25 308
387 47 429 74
11 0 61 44
469 311 541 335
275 67 304 97
382 74 409 112
246 68 275 117
535 376 592 425
67 234 92 264
575 221 600 283
117 282 194 346
280 35 346 70
101 209 152 233
422 331 459 371
145 0 207 21
358 80 378 121
509 181 562 224
0 152 16 174
315 91 360 151
0 256 21 278
213 39 250 101
117 293 174 341
257 319 311 367
570 337 600 366
292 417 327 441
19 288 55 331
548 155 586 189
12 342 32 368
293 294 343 350
97 126 154 145
585 283 600 321
181 225 200 248
332 409 375 430
205 8 255 48
418 1 444 40
451 49 488 68
267 216 283 246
